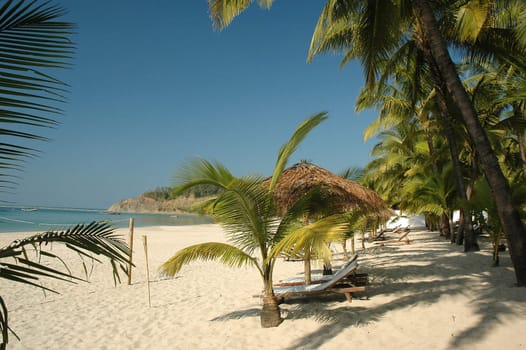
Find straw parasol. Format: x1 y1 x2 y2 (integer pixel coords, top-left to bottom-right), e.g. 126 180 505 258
264 161 391 284
266 161 390 216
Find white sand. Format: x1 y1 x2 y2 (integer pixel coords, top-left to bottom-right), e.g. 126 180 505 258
2 224 526 349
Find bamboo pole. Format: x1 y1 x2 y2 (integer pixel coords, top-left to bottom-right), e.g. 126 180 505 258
142 235 151 307
127 217 134 285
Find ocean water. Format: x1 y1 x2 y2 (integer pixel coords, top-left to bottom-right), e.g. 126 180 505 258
0 206 213 233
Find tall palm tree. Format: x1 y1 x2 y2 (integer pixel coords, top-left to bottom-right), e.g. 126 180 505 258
0 2 131 348
412 0 526 285
304 0 526 283
160 113 350 328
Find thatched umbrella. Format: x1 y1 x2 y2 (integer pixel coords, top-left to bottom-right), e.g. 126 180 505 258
264 161 391 283
267 161 390 216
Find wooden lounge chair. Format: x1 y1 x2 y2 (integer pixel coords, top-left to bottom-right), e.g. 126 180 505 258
275 254 365 286
373 225 401 241
374 226 411 245
271 256 366 303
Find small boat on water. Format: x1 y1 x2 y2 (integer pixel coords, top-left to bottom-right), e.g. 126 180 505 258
21 208 38 212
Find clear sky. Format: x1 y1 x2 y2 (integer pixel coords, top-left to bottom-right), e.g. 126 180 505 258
10 0 379 210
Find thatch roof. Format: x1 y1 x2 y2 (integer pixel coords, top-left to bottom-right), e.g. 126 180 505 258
264 161 390 217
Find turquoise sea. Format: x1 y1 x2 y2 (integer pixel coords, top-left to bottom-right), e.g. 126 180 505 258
0 206 213 233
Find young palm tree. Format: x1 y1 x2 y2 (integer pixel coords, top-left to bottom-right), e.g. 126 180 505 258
160 113 350 328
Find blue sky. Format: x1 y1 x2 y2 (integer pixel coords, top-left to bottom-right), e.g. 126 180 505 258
11 1 379 209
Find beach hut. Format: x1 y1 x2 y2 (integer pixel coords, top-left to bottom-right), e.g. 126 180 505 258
263 161 390 283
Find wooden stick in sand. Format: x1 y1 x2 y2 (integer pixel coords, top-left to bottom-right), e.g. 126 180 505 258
142 235 151 307
127 217 134 285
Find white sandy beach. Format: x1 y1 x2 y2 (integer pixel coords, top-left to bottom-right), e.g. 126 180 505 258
2 223 526 350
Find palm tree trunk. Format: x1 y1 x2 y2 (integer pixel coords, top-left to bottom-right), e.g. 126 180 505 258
440 213 450 239
261 295 283 327
342 239 350 260
413 0 526 286
261 269 282 328
448 211 456 244
429 63 478 250
518 130 526 178
304 257 312 284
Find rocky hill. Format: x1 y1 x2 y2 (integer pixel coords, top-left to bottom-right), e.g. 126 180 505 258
107 194 211 214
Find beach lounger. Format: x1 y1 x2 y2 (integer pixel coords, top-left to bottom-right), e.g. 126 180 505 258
374 226 411 245
275 254 367 286
373 225 401 241
270 256 366 303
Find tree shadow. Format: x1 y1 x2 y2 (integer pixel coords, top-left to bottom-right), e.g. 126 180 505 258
209 307 261 321
278 231 526 350
197 231 524 349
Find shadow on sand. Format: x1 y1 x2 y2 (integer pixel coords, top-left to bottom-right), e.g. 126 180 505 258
210 230 525 349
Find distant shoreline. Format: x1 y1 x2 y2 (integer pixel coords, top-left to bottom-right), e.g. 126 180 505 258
0 205 105 212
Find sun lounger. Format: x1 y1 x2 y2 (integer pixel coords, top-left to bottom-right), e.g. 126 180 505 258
274 254 366 287
373 225 400 241
270 256 366 302
374 226 411 245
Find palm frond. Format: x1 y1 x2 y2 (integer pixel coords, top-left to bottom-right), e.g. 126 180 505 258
207 0 273 30
211 176 274 253
172 158 234 196
0 221 130 287
270 112 328 191
338 166 364 181
270 214 348 261
159 242 258 276
0 0 75 190
0 295 19 348
454 0 490 43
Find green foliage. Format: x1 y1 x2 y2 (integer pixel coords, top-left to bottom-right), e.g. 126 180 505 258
143 185 220 201
0 0 75 194
160 113 352 300
208 0 274 30
160 242 257 276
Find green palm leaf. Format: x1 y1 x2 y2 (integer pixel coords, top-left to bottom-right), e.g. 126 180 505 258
211 177 272 253
208 0 273 30
269 112 327 191
159 242 258 277
0 0 75 190
270 214 348 261
0 221 130 285
172 158 234 196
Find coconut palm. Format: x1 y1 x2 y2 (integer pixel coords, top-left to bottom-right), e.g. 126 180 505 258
0 2 131 348
304 0 526 283
412 0 526 285
160 113 351 328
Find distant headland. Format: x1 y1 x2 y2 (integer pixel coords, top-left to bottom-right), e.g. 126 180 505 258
107 186 217 214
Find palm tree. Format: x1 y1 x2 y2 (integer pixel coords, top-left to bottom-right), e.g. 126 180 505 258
160 113 350 328
0 2 131 348
300 0 526 283
412 0 526 285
